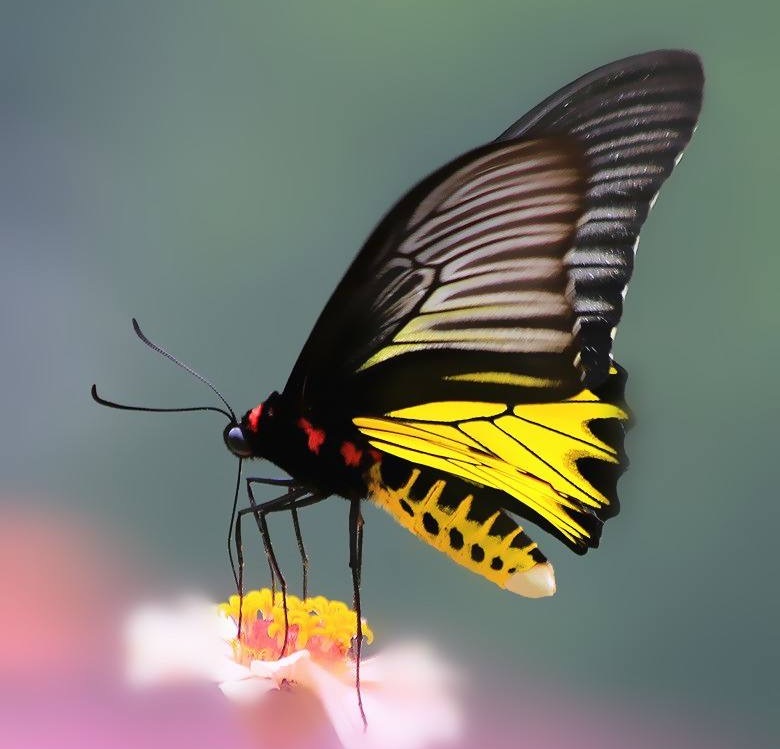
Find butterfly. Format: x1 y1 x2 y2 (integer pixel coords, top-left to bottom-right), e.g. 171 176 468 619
94 49 703 649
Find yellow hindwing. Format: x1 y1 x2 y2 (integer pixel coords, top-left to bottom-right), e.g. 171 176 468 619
355 368 628 549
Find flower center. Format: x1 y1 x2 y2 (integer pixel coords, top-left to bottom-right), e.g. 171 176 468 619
219 589 373 664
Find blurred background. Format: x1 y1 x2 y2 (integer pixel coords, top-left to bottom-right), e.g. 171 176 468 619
2 1 778 747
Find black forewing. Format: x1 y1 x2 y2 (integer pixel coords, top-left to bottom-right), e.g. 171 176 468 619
284 138 588 416
284 50 703 416
498 49 704 386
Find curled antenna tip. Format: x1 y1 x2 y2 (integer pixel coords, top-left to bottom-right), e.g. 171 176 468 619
132 318 147 343
90 383 99 400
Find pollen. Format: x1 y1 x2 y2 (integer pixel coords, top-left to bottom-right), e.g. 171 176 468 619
219 589 373 664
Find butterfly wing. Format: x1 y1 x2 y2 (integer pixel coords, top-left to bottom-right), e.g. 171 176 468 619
285 50 703 412
352 364 628 598
282 51 702 585
498 49 705 386
355 364 628 556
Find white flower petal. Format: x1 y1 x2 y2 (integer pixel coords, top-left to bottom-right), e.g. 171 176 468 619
359 643 457 691
215 610 239 640
125 598 245 686
248 648 312 684
219 675 277 704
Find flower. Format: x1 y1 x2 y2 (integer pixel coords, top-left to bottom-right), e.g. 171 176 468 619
126 589 461 749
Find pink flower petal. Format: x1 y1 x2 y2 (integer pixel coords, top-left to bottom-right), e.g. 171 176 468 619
293 645 461 749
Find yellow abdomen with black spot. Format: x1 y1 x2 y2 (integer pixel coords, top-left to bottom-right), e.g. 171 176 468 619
365 459 556 597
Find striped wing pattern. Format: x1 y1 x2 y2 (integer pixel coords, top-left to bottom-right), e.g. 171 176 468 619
500 50 704 385
359 139 584 371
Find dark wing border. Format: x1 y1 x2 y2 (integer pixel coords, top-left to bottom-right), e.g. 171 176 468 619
500 50 704 385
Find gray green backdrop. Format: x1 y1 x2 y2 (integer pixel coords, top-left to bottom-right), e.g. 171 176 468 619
2 2 777 747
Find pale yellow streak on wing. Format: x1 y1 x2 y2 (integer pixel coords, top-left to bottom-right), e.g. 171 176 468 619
358 427 482 464
394 308 572 349
354 415 488 454
401 421 485 450
447 371 564 388
357 343 430 372
385 401 506 422
365 440 470 477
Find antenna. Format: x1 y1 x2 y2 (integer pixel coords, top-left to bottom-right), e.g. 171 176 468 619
131 318 237 423
90 384 234 421
91 319 238 423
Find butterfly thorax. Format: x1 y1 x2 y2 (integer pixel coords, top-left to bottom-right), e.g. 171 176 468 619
238 392 379 499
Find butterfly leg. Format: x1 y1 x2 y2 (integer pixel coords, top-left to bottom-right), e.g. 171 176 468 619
348 496 367 728
269 492 325 600
236 484 327 652
235 483 308 651
226 461 244 590
289 504 309 599
246 480 319 598
230 477 295 594
281 493 328 599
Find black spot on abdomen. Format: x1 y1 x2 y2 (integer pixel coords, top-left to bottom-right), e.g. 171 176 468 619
449 528 464 550
422 512 439 535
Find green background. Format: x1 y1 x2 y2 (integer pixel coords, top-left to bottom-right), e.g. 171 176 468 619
2 1 777 746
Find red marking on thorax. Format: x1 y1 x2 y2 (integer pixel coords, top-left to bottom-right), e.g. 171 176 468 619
247 404 263 432
340 441 362 467
368 448 382 464
297 418 326 454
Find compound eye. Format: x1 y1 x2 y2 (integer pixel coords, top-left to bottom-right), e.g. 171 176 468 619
224 425 253 458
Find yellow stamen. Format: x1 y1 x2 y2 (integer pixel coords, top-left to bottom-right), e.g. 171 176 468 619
219 589 373 663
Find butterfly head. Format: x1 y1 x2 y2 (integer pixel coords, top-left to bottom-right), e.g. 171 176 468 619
223 422 253 458
224 392 281 459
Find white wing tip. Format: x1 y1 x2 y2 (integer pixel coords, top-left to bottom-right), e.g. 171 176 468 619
505 562 557 598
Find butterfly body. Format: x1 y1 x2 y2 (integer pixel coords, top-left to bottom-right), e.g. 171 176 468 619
231 390 564 596
231 393 378 500
219 50 704 597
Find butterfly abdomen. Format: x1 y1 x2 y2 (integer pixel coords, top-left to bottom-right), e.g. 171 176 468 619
365 456 556 597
